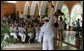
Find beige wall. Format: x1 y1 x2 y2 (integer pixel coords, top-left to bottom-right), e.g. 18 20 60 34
1 2 16 18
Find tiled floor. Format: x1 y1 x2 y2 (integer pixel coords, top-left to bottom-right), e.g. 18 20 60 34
62 31 76 45
3 31 82 50
3 43 77 50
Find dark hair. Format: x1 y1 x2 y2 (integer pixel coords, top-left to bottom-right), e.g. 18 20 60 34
45 20 49 22
60 17 63 21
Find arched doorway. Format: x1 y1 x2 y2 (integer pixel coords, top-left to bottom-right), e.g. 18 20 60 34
70 3 83 27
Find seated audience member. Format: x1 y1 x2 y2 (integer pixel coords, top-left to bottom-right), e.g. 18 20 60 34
34 23 40 42
4 24 17 40
27 24 34 43
18 24 26 42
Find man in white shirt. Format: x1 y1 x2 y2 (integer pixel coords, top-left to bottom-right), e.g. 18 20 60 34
38 5 56 50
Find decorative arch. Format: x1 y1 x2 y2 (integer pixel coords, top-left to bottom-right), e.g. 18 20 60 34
39 1 54 16
70 3 83 26
24 1 30 20
39 1 48 16
30 1 39 16
24 1 30 15
34 4 39 17
55 1 64 11
70 3 83 18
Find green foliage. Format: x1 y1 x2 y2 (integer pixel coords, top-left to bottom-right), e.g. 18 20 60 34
5 36 17 43
1 40 8 50
1 21 10 42
1 21 17 50
1 21 10 50
1 37 17 50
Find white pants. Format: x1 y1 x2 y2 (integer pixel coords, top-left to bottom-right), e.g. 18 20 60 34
27 33 33 37
4 34 10 40
35 32 39 42
18 33 26 42
43 37 54 50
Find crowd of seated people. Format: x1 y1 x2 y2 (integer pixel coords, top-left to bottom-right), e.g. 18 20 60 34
2 11 42 43
2 10 67 44
2 9 82 44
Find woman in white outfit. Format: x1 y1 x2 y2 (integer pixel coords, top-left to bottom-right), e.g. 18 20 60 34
18 25 26 42
39 5 56 50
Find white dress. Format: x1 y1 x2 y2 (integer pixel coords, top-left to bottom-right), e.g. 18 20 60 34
39 8 56 50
